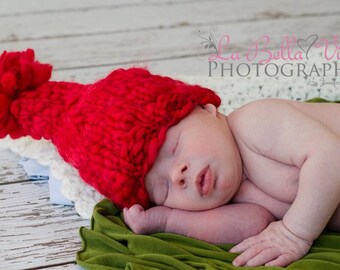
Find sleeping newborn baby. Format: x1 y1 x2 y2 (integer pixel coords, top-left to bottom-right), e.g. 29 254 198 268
124 99 340 267
1 49 338 268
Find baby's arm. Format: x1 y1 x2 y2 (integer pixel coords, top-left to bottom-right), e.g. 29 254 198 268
229 99 340 267
124 203 275 244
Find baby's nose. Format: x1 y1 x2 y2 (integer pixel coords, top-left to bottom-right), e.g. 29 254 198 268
171 162 189 188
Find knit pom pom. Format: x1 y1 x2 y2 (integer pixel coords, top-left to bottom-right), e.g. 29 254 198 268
0 49 52 138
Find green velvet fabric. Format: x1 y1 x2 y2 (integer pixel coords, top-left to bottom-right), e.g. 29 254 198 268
306 98 340 103
77 200 340 270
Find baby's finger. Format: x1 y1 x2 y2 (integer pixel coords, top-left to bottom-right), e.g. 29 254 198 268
128 204 144 215
245 248 281 267
123 205 143 223
229 235 258 253
265 253 295 267
123 208 132 225
233 242 272 266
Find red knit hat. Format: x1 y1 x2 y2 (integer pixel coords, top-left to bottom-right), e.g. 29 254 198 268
0 49 221 208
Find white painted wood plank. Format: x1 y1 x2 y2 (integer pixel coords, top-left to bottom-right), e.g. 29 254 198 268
0 0 216 42
0 0 338 42
2 14 334 82
43 264 85 269
0 149 28 183
0 0 198 16
0 180 89 269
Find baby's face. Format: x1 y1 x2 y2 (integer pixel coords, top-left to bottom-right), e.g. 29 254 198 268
145 104 243 211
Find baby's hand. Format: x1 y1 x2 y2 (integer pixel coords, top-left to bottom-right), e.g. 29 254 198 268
123 204 172 235
230 220 312 267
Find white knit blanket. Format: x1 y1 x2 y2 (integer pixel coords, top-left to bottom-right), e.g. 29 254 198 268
1 49 339 218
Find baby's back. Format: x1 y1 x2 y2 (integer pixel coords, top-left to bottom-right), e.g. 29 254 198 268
229 99 340 227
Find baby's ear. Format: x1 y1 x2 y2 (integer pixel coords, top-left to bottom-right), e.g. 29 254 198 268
202 103 218 116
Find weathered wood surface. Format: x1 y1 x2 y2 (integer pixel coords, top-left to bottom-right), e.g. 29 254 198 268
0 0 339 269
0 150 89 269
0 150 29 184
1 0 338 42
1 0 339 80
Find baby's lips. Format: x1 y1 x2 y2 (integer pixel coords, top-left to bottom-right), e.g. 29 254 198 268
195 166 213 196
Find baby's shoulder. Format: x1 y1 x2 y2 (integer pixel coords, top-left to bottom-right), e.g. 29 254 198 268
227 98 293 138
228 98 340 137
228 98 339 166
228 98 291 121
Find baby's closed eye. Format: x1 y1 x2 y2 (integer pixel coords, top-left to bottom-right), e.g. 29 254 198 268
172 138 179 155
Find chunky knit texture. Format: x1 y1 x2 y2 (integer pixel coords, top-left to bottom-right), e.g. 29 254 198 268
0 49 52 138
0 49 221 209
